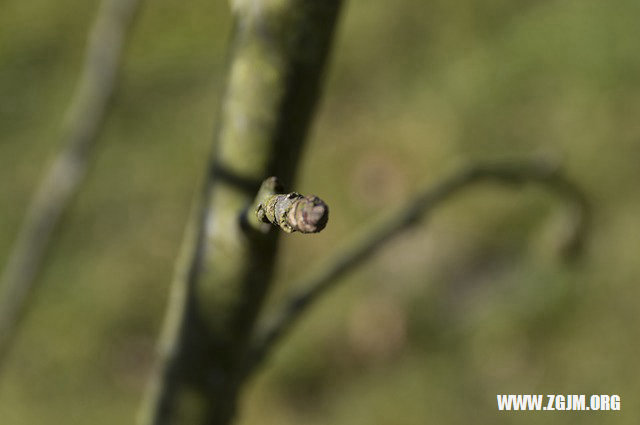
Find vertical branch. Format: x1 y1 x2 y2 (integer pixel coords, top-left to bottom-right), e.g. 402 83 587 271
0 0 143 368
138 1 343 424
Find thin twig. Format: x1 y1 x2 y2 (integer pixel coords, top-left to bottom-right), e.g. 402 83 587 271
0 0 143 367
247 176 329 234
243 158 590 376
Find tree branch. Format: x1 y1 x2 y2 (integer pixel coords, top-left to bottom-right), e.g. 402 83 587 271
243 158 590 376
0 0 143 369
138 1 343 424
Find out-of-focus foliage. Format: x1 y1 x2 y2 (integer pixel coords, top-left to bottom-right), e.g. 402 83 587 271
1 0 639 424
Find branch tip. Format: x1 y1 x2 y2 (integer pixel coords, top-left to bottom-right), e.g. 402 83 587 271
254 177 329 234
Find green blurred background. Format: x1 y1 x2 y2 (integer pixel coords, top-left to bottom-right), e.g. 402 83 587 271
1 0 639 423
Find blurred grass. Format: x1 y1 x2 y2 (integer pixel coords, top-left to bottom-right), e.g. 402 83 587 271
1 0 640 424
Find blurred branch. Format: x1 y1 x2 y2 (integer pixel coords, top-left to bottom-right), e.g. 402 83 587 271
137 1 342 424
244 158 590 376
0 0 142 367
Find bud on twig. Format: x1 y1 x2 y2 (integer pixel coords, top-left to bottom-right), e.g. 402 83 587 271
254 177 329 233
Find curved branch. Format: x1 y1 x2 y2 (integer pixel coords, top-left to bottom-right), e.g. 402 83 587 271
243 158 590 376
0 0 143 367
